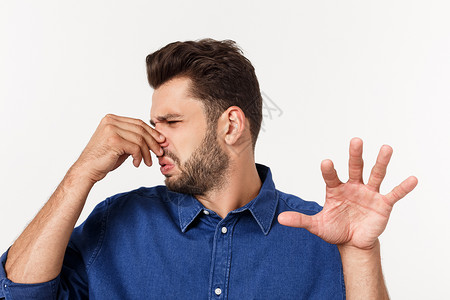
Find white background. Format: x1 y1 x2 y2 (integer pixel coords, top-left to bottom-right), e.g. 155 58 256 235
1 1 449 298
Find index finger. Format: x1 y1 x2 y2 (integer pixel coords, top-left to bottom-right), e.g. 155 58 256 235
321 159 342 188
105 114 165 156
107 114 165 142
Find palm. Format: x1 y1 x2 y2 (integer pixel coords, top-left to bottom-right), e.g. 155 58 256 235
278 138 418 250
315 183 392 249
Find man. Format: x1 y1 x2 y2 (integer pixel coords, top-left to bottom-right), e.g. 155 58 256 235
0 39 417 299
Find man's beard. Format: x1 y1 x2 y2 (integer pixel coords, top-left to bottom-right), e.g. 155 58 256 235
163 127 230 195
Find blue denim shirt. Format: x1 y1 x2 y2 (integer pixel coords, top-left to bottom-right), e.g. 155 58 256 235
0 164 345 299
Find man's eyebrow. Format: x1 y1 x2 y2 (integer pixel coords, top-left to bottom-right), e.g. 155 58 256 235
149 114 183 126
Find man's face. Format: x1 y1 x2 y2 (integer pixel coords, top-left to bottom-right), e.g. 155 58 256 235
150 77 229 195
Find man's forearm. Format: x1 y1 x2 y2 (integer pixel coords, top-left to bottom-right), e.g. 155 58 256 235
4 164 94 284
4 115 164 284
338 240 389 300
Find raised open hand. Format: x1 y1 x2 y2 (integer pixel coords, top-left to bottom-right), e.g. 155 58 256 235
278 138 418 250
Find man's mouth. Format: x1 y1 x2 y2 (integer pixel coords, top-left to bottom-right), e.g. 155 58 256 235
160 164 175 175
158 157 176 176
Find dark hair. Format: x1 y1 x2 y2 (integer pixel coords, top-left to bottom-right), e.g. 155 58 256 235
146 39 262 150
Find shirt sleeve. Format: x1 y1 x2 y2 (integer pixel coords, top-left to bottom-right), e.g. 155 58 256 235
0 199 109 300
0 249 60 299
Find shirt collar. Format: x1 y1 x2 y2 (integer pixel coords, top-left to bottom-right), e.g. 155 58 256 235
174 164 278 236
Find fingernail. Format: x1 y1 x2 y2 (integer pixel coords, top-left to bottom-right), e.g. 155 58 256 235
159 134 164 141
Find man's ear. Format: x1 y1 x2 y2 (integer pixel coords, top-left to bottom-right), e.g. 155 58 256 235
218 106 246 146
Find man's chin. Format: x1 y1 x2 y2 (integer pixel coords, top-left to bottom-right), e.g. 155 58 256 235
164 176 183 191
164 178 206 195
164 176 176 186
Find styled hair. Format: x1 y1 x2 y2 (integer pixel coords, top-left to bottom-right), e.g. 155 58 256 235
146 39 262 150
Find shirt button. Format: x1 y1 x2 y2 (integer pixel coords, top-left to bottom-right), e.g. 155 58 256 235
221 227 227 234
203 210 210 215
215 287 222 296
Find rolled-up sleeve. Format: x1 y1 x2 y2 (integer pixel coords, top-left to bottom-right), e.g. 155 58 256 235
0 250 59 299
0 199 108 300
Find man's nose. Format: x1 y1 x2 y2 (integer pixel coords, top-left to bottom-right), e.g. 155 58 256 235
154 125 169 148
159 139 169 148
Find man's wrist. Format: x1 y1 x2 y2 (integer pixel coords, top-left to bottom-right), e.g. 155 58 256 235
64 163 98 192
338 239 381 261
338 239 389 299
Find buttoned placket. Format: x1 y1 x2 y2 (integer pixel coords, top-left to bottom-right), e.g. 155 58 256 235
207 215 239 300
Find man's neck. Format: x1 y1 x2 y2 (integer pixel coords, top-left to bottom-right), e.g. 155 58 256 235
195 159 262 219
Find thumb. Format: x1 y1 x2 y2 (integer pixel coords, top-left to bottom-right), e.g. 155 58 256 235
278 211 317 234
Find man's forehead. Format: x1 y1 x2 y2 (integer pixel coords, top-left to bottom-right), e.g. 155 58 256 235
150 78 206 123
150 94 204 116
